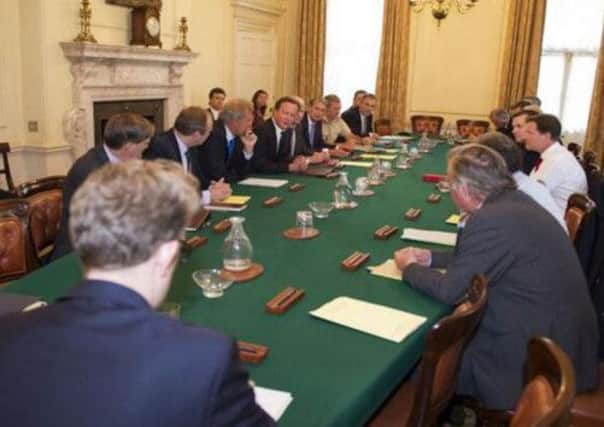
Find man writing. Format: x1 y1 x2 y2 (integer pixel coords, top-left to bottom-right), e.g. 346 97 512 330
0 160 274 426
394 144 598 410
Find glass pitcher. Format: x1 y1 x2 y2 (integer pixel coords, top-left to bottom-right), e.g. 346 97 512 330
222 216 253 272
333 171 354 208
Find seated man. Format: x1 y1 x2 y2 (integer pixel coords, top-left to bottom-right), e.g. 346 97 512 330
322 94 357 147
477 132 567 232
252 89 269 129
289 96 329 164
394 144 598 410
207 87 226 123
252 96 308 174
52 112 154 260
145 106 231 204
488 108 513 139
525 114 588 212
0 160 275 426
301 97 328 152
341 93 378 142
511 109 540 174
341 89 367 117
200 98 257 183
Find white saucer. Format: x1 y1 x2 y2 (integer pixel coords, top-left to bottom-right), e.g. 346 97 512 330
352 189 375 197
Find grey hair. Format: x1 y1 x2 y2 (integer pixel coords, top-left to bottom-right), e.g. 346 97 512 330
220 98 254 123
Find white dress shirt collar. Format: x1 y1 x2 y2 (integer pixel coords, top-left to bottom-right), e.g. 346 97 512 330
103 144 121 164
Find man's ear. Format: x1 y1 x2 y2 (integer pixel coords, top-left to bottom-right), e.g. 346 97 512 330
154 240 180 279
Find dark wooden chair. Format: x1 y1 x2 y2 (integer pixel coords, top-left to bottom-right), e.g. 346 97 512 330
0 199 33 284
411 115 444 137
366 274 488 427
571 362 604 427
0 142 15 190
565 193 596 244
469 120 490 138
456 120 490 139
375 118 392 136
509 337 576 427
14 176 65 265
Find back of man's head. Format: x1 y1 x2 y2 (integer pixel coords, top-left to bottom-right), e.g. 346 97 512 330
174 107 208 136
70 160 200 270
448 143 516 200
221 99 254 123
476 132 523 174
489 108 510 128
104 113 154 150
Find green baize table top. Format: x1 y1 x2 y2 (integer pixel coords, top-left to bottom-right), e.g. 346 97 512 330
5 142 457 427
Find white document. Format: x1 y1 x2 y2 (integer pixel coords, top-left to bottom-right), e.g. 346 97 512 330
359 154 397 161
339 160 373 168
309 296 427 343
401 228 457 247
368 259 403 281
205 204 248 212
238 177 288 188
254 386 293 421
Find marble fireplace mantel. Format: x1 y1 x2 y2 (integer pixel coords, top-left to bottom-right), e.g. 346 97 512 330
60 42 198 158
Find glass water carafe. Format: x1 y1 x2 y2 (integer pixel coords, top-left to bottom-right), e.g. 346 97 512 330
333 171 354 208
418 131 430 153
368 157 382 182
222 216 253 272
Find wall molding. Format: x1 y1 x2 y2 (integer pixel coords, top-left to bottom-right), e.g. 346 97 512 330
11 144 72 154
231 0 286 17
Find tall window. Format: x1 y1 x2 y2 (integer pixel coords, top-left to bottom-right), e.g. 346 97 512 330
537 0 604 139
323 0 384 107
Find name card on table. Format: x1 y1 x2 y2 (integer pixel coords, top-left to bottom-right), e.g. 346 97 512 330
310 296 426 343
401 228 457 247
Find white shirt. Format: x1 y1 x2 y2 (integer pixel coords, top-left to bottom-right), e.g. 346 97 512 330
529 142 587 212
209 107 220 121
514 171 568 233
360 113 367 135
103 145 121 164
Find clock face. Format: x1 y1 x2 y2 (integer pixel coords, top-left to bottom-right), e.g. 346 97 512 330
145 16 160 37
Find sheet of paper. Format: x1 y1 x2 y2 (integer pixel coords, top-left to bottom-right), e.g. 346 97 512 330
367 259 403 281
446 214 460 225
205 204 248 212
359 154 397 161
339 160 373 168
352 144 375 152
309 296 426 343
221 195 251 205
401 227 457 246
254 386 293 421
382 148 400 154
238 178 289 188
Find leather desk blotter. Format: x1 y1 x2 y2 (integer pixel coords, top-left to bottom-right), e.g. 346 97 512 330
263 196 283 207
266 286 305 314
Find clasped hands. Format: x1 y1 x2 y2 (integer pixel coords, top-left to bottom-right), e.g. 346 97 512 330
393 247 432 271
209 178 232 202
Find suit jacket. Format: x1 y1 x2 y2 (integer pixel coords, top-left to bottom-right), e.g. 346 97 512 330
252 119 293 174
0 280 274 427
341 107 373 137
51 145 109 261
199 119 253 183
405 190 599 410
144 129 210 189
301 113 326 152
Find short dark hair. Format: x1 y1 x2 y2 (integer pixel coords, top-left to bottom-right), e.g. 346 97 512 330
208 87 226 99
324 94 341 106
511 109 539 120
103 113 154 149
274 96 300 111
361 93 377 102
477 132 523 173
354 89 367 98
526 114 562 141
174 107 209 136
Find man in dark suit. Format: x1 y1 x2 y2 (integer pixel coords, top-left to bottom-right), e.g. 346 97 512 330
0 160 275 427
207 87 226 123
252 96 309 174
341 89 367 118
341 93 377 141
301 98 327 152
200 98 257 183
51 112 154 261
145 106 231 204
489 108 513 139
393 144 599 410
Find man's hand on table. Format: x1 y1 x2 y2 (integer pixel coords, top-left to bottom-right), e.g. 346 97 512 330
394 247 432 271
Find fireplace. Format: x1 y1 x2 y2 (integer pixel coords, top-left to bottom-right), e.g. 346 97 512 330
60 42 197 158
93 99 164 146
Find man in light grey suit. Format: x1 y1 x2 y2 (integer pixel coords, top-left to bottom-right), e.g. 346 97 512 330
394 144 599 410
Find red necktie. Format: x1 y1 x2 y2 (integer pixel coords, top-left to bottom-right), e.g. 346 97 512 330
533 157 543 171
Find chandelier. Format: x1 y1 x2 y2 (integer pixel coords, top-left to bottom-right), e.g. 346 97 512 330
409 0 479 26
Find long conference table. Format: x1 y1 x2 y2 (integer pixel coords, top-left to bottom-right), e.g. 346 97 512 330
4 141 458 426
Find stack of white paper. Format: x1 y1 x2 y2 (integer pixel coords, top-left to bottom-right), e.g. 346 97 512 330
310 296 426 343
254 386 293 421
339 160 373 168
367 259 403 281
401 228 457 246
239 177 288 188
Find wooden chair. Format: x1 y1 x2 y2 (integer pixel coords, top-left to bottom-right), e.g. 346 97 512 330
14 176 65 264
456 120 490 139
375 118 392 136
510 337 576 427
469 120 490 138
565 193 596 243
0 142 15 190
571 362 604 427
411 115 444 137
366 274 488 427
0 199 33 284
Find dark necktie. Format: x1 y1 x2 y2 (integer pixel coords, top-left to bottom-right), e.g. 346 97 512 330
309 122 315 149
185 150 192 172
227 138 236 159
276 130 282 155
